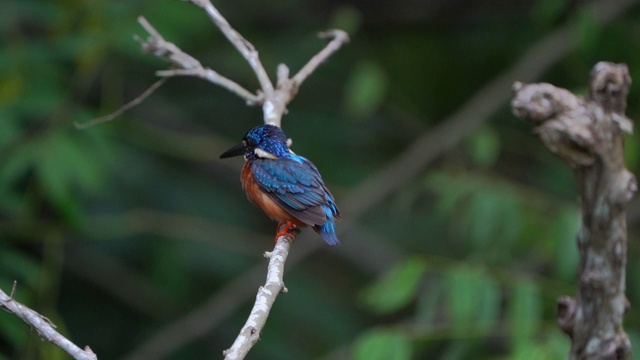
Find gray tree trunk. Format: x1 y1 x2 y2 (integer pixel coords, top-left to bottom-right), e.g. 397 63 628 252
512 62 635 360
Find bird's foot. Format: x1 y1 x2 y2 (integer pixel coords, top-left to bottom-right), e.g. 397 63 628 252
275 221 300 242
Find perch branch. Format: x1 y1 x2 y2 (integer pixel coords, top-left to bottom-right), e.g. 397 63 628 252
512 62 635 359
223 236 292 359
0 283 98 360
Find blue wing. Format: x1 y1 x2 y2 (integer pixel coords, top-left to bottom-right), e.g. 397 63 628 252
250 156 340 227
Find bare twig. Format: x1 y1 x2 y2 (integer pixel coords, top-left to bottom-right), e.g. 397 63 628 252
187 0 274 96
154 68 260 103
291 30 350 86
80 0 348 130
136 16 263 105
512 62 635 359
262 29 349 126
139 0 347 126
136 16 201 69
223 236 292 359
0 283 98 360
75 78 168 129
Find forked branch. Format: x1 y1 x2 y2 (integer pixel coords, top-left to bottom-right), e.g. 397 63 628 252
76 0 348 129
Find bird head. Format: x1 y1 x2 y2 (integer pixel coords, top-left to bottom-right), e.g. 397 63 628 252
220 124 290 160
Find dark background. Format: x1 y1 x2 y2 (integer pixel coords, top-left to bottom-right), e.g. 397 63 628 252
2 0 640 359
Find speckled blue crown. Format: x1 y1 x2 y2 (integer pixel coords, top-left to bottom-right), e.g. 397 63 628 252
244 124 290 157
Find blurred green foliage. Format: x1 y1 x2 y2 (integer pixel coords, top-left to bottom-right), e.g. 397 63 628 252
2 0 640 359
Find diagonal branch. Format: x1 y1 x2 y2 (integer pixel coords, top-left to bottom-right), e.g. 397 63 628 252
0 283 98 360
261 29 349 126
291 29 350 86
187 0 274 96
136 16 262 105
135 16 201 70
74 78 168 130
223 236 292 359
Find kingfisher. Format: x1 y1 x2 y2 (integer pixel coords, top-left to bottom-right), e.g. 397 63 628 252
220 124 341 246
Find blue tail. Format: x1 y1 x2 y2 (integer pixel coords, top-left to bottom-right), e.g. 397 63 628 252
315 206 340 246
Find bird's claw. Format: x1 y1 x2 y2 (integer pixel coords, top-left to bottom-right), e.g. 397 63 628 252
275 221 300 242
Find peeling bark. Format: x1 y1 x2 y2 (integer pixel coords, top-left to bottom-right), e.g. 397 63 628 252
512 62 635 360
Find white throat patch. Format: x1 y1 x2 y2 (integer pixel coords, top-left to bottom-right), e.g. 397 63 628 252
254 148 278 159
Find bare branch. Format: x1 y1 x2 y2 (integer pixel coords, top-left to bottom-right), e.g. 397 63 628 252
188 0 274 96
75 78 168 129
0 283 98 360
137 2 348 127
223 236 292 359
155 68 262 105
136 16 202 69
136 16 262 105
261 29 349 127
291 29 350 86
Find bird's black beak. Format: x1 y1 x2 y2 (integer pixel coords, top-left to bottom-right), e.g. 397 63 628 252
220 142 248 159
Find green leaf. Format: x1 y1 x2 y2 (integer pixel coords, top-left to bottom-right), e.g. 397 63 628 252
344 60 388 119
552 207 580 280
0 74 25 109
0 314 27 354
0 248 40 291
439 340 470 360
361 257 427 314
424 171 481 221
353 328 412 360
415 277 442 325
533 0 569 28
474 275 500 331
624 132 640 172
509 279 542 351
463 191 501 248
447 266 500 333
574 8 600 55
329 5 363 36
511 340 547 360
1 127 107 221
541 331 571 358
467 127 500 168
448 267 478 329
0 141 35 189
510 332 570 360
627 330 640 360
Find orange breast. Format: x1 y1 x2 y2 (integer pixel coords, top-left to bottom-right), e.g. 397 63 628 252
241 163 305 226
